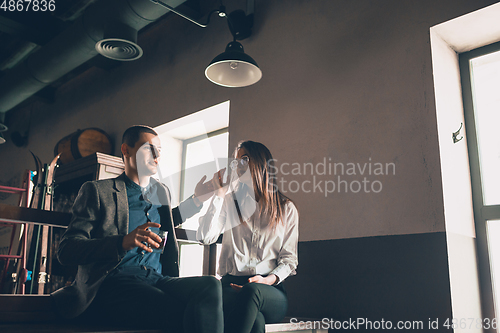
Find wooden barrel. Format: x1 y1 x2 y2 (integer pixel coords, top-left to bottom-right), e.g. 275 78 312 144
54 128 113 164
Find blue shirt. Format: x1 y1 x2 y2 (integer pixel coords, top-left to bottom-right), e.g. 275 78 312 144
116 175 163 274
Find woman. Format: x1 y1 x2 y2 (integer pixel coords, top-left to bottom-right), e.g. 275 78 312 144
197 141 299 333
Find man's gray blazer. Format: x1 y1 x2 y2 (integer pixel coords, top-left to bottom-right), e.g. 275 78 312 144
51 173 200 319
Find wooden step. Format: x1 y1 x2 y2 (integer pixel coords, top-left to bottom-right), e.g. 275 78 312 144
0 295 55 323
266 322 327 333
1 322 326 333
0 323 162 333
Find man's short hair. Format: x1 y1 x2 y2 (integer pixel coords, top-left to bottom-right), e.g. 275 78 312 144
122 125 158 148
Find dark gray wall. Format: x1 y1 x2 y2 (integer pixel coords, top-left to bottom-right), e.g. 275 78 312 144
1 0 498 324
287 234 452 331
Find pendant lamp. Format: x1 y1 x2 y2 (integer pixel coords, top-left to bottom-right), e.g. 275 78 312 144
205 8 261 87
150 0 260 87
205 41 261 88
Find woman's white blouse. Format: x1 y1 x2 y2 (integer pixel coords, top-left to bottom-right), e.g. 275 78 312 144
197 189 299 284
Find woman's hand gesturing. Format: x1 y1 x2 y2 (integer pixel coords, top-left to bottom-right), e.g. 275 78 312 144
212 168 230 198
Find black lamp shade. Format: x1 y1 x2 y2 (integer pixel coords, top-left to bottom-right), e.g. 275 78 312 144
205 41 262 87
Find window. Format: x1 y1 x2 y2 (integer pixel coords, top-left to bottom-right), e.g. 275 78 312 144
177 129 227 277
154 101 229 277
180 129 229 230
461 42 500 322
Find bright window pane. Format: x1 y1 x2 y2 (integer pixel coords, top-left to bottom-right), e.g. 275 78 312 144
180 132 228 231
215 243 222 279
179 243 204 277
470 50 500 205
487 220 500 320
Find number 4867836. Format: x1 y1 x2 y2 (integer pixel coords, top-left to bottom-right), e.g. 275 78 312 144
1 0 56 12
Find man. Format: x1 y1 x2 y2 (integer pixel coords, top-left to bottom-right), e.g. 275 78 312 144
52 125 222 333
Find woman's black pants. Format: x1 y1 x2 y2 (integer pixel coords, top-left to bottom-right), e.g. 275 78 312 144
221 274 288 333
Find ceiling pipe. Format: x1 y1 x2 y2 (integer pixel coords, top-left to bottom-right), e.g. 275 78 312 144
0 0 184 114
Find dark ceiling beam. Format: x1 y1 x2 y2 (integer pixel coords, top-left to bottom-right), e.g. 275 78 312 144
0 0 180 114
33 86 56 104
0 12 65 45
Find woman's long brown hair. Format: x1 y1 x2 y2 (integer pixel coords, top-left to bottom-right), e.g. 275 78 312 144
236 141 292 229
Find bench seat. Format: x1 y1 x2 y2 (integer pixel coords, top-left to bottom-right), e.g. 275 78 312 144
0 295 326 333
0 323 162 333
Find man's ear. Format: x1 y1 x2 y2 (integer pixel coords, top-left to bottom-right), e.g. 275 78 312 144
121 143 130 158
